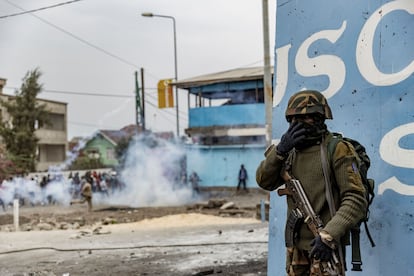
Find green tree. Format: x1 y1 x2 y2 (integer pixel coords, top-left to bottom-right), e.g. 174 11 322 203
0 68 50 173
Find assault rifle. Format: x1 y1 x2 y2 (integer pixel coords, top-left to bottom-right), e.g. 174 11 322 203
278 171 345 276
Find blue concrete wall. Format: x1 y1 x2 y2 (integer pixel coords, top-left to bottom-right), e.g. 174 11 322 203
185 144 265 187
268 0 413 275
189 103 265 127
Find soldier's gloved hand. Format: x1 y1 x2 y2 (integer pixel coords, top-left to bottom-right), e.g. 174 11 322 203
309 235 333 262
276 122 307 155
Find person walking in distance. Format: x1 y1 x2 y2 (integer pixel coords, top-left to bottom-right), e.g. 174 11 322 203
256 90 367 275
189 171 201 195
237 164 248 191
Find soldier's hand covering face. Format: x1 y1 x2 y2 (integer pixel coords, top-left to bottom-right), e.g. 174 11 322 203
276 121 307 155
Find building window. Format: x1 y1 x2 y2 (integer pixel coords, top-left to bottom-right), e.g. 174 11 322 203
38 144 65 162
43 113 65 131
106 148 115 160
87 149 100 160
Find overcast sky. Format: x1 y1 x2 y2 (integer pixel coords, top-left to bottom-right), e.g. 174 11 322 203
0 0 275 140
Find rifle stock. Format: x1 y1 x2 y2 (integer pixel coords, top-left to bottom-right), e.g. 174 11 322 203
279 171 344 276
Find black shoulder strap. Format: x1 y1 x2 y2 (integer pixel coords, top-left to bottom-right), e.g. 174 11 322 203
320 137 346 273
320 138 336 218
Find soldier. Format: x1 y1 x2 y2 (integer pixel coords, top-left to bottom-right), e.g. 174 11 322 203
256 90 367 275
70 176 93 212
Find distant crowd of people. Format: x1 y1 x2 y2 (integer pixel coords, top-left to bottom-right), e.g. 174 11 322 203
0 170 122 211
67 170 122 200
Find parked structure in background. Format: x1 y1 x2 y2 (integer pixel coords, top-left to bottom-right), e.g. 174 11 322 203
174 66 272 188
81 125 140 168
0 78 68 172
176 67 270 145
69 125 175 169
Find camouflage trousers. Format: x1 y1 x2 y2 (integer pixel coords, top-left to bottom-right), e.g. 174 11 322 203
286 247 343 276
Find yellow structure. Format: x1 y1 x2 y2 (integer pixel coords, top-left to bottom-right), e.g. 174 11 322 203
157 79 174 108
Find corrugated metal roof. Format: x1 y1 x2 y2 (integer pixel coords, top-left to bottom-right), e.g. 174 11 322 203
99 126 175 145
99 124 141 145
174 66 273 88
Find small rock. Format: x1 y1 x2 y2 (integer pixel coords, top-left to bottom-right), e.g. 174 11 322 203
60 222 70 230
220 202 235 210
37 222 54 231
92 226 111 235
207 199 227 208
102 217 117 225
69 233 81 239
74 217 86 226
21 224 33 231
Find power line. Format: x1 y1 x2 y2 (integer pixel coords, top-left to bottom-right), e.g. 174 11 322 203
0 0 84 19
5 86 133 98
43 88 132 98
145 98 188 122
41 87 188 121
1 2 170 84
145 92 188 118
4 85 187 120
5 85 187 121
4 85 187 127
3 0 139 69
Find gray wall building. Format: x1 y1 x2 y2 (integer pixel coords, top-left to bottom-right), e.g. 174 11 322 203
0 78 67 172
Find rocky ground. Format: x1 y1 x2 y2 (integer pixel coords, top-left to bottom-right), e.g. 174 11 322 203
0 188 271 276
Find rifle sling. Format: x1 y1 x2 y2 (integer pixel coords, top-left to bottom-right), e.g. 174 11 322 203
320 140 336 217
320 139 347 274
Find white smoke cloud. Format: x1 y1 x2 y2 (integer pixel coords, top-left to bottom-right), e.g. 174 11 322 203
101 133 195 207
50 133 92 172
0 175 71 207
0 133 197 209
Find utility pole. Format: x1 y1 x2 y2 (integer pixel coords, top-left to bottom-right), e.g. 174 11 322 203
140 68 146 131
134 71 143 130
141 13 179 137
262 0 273 147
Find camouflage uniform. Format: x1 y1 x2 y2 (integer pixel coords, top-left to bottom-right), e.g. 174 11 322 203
256 90 367 275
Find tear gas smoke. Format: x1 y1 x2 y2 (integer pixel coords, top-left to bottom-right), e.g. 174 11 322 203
0 133 196 209
100 133 196 207
0 174 72 207
52 133 91 172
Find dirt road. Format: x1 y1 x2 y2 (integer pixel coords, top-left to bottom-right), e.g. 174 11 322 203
0 188 270 276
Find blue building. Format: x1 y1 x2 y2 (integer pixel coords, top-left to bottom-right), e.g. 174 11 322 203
175 67 271 188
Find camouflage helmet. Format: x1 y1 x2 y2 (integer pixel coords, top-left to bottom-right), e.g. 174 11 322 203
285 90 333 121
